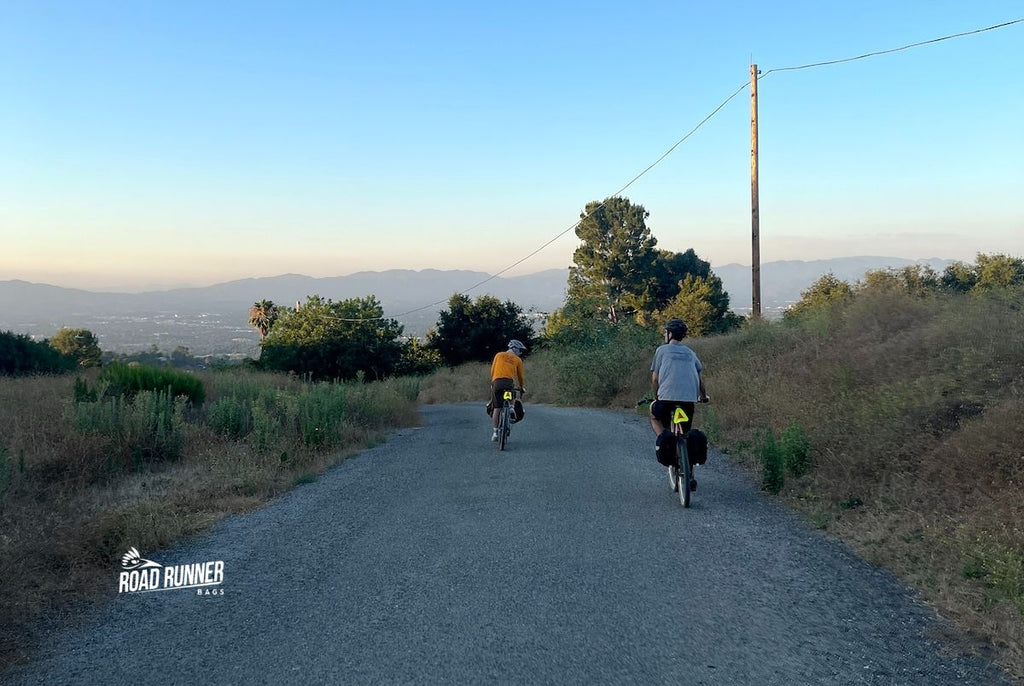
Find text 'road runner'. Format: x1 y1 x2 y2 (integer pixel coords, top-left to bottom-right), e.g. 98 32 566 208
117 547 225 594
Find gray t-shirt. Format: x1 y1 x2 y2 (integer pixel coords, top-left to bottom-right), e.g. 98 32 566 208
650 342 703 401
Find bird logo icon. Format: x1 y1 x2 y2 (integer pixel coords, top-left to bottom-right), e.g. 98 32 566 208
121 547 162 571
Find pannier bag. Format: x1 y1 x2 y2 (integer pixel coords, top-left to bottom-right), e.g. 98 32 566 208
485 400 494 416
655 430 676 467
685 429 709 465
513 400 525 422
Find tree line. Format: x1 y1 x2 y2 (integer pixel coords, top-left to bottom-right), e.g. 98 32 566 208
784 253 1024 320
10 195 1017 382
245 196 741 380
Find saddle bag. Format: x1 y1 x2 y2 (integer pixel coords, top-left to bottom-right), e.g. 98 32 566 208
685 429 708 465
655 430 676 467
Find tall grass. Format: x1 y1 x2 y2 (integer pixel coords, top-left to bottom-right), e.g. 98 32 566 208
99 361 205 404
690 287 1024 673
0 368 419 670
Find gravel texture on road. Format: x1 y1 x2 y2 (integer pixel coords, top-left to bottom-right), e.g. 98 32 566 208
3 403 1010 685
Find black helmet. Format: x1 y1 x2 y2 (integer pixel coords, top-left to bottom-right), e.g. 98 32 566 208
664 319 688 337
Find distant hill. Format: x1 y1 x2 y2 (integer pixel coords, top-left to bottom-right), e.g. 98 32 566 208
0 269 570 355
0 258 957 354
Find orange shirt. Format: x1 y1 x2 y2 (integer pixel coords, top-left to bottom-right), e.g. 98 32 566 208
490 351 524 387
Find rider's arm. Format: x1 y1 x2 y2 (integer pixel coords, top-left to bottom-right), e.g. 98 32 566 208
516 358 525 392
698 373 708 402
651 371 660 400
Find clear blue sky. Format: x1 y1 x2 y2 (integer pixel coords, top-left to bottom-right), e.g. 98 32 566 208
1 1 1021 290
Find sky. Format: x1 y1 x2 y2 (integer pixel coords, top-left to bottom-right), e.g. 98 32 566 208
1 1 1021 291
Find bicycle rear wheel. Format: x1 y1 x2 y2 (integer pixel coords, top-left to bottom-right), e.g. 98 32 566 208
678 442 692 508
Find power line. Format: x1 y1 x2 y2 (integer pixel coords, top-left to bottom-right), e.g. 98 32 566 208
309 16 1023 324
761 18 1023 77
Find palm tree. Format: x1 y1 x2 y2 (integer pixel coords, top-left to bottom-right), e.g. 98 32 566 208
248 300 278 340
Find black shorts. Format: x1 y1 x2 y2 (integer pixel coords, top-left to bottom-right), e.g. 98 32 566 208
491 378 516 407
651 400 695 432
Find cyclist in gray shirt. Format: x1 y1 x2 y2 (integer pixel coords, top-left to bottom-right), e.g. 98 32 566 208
649 319 709 482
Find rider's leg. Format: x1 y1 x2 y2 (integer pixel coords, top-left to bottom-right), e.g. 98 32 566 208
650 416 666 435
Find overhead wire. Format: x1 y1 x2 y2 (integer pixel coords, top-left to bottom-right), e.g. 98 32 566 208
761 18 1023 77
311 16 1023 324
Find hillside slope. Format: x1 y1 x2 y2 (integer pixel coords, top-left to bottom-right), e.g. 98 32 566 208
688 288 1024 673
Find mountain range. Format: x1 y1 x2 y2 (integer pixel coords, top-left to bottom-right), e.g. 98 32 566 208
0 257 955 355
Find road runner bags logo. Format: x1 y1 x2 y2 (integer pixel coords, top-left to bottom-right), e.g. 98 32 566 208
118 547 225 594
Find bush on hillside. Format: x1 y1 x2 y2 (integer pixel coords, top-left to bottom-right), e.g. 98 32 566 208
547 320 656 404
0 331 76 376
99 362 206 404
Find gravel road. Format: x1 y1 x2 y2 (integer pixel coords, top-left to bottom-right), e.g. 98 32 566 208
3 403 1009 685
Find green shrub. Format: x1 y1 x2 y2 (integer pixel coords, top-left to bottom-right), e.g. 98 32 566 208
297 384 348 448
780 421 812 476
250 394 286 454
207 396 252 439
548 322 656 404
701 406 722 444
70 389 187 467
73 377 98 403
759 428 784 494
100 362 205 404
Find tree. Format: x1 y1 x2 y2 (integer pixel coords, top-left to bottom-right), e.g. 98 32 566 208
859 265 939 296
567 196 658 323
430 294 535 366
647 249 713 311
49 328 102 367
941 261 977 293
258 295 403 380
395 337 442 376
974 253 1024 291
0 331 75 376
248 300 279 340
784 273 853 320
656 274 742 336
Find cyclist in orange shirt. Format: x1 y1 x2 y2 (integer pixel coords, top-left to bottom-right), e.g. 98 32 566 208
490 339 526 441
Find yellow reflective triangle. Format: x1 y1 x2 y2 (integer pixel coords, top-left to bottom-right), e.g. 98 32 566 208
673 407 689 424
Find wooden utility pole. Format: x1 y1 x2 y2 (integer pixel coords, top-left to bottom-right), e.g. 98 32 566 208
750 63 761 319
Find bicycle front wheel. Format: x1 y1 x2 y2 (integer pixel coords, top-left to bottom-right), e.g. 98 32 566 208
678 443 692 508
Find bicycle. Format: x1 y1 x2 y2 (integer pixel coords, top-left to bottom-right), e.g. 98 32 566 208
496 388 523 451
639 397 710 508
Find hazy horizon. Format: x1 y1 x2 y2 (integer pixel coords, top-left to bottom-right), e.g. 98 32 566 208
2 254 975 294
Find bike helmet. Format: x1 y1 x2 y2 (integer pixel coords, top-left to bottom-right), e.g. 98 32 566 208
664 319 688 337
508 339 527 354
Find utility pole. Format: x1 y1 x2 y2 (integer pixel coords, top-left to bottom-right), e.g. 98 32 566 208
750 63 761 319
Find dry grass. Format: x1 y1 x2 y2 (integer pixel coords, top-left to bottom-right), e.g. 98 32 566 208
418 354 564 406
688 289 1024 677
0 369 419 668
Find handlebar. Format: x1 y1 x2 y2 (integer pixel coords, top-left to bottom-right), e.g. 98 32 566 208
634 397 708 409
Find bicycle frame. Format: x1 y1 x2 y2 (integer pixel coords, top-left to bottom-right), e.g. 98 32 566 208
672 407 693 508
497 388 521 451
